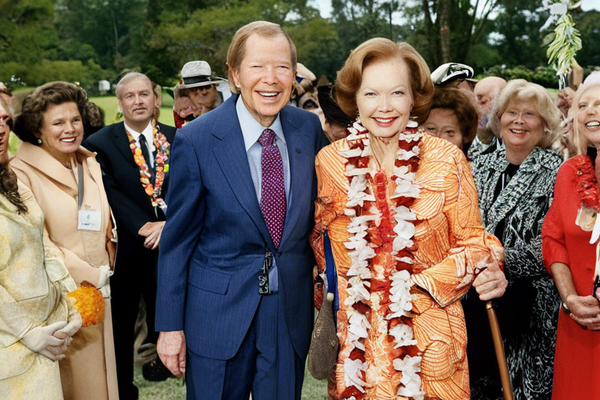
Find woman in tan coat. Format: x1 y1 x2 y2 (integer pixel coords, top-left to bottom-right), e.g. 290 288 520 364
11 82 118 400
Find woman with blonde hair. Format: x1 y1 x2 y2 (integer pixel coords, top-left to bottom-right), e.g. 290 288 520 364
470 79 563 399
311 38 505 400
542 77 600 400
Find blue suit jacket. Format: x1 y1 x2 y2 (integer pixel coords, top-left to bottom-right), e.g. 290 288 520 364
155 95 327 360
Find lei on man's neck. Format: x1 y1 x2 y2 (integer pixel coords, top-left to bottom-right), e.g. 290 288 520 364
337 120 425 400
125 120 170 211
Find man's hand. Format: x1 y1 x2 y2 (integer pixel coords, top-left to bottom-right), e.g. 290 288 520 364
138 221 166 250
157 330 186 377
472 264 507 301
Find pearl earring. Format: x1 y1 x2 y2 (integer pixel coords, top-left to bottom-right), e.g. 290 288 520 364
37 138 43 145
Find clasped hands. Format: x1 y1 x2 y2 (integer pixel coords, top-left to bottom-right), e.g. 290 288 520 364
139 221 166 250
20 308 82 361
564 291 600 331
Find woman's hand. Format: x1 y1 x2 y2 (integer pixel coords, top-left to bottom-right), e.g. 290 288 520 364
566 294 600 330
472 266 508 301
21 321 69 361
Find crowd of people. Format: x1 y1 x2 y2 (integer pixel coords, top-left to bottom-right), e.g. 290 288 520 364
1 19 599 400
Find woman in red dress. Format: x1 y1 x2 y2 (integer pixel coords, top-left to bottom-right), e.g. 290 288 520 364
542 79 600 399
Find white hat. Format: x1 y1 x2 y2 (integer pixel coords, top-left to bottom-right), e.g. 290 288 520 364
180 61 227 89
431 63 475 86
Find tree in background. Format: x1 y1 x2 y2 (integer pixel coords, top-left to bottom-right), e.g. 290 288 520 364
0 0 598 90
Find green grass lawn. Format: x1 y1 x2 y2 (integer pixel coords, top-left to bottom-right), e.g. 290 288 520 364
134 362 328 399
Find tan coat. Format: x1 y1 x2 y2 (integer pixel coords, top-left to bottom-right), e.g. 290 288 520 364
11 143 119 400
0 180 76 399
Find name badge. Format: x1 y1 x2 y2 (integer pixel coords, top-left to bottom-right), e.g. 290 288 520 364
78 210 102 231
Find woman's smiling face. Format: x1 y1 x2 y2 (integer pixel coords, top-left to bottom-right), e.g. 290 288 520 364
355 57 413 143
577 85 600 148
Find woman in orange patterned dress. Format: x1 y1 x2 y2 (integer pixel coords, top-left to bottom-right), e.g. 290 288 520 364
311 38 506 400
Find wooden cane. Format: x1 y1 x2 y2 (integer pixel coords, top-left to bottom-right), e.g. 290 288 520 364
486 301 514 400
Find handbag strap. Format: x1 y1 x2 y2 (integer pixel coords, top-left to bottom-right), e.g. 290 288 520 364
323 230 339 322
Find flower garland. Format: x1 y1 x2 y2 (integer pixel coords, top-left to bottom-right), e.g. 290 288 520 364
125 121 170 210
338 120 425 400
575 155 600 213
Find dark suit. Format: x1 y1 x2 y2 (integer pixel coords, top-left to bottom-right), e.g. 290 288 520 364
83 122 176 399
155 94 326 399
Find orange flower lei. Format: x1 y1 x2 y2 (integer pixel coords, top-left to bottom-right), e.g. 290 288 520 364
125 121 170 210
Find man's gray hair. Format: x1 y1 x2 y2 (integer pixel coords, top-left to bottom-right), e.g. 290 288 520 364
115 72 153 100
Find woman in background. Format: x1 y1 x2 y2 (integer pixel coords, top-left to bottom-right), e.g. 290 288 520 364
471 79 562 399
542 78 600 400
423 87 478 155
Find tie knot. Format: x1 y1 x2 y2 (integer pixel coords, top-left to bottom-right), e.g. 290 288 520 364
139 135 147 145
259 129 276 147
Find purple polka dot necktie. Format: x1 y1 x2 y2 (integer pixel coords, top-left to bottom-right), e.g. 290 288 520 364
259 128 286 250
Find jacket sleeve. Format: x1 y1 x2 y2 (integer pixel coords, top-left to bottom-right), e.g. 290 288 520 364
542 162 571 273
411 155 504 308
155 132 206 331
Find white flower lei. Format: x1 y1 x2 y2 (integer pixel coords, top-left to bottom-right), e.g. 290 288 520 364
339 121 425 400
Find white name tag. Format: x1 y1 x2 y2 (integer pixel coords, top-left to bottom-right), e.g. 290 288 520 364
78 210 102 231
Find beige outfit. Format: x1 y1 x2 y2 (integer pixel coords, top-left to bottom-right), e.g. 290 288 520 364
0 180 77 400
11 143 119 400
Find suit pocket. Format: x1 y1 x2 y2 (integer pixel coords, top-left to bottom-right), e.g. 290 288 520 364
188 265 231 295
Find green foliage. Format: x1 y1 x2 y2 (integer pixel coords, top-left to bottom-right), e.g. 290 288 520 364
1 0 598 92
0 0 59 64
574 10 600 69
482 65 559 88
488 0 549 70
54 0 149 71
0 59 113 93
546 13 582 89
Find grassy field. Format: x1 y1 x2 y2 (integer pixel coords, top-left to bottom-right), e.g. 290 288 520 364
134 362 328 399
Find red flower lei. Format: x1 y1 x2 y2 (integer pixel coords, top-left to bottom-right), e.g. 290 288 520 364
575 155 600 213
125 121 170 210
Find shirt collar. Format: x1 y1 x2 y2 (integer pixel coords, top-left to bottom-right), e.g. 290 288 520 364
124 121 154 146
235 96 285 152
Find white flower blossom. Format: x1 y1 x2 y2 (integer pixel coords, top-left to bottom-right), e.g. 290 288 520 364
389 324 418 348
387 270 413 319
394 355 425 400
344 358 367 393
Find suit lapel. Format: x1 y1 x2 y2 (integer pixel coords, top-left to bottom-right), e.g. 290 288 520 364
212 97 274 249
279 107 312 250
112 122 137 168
